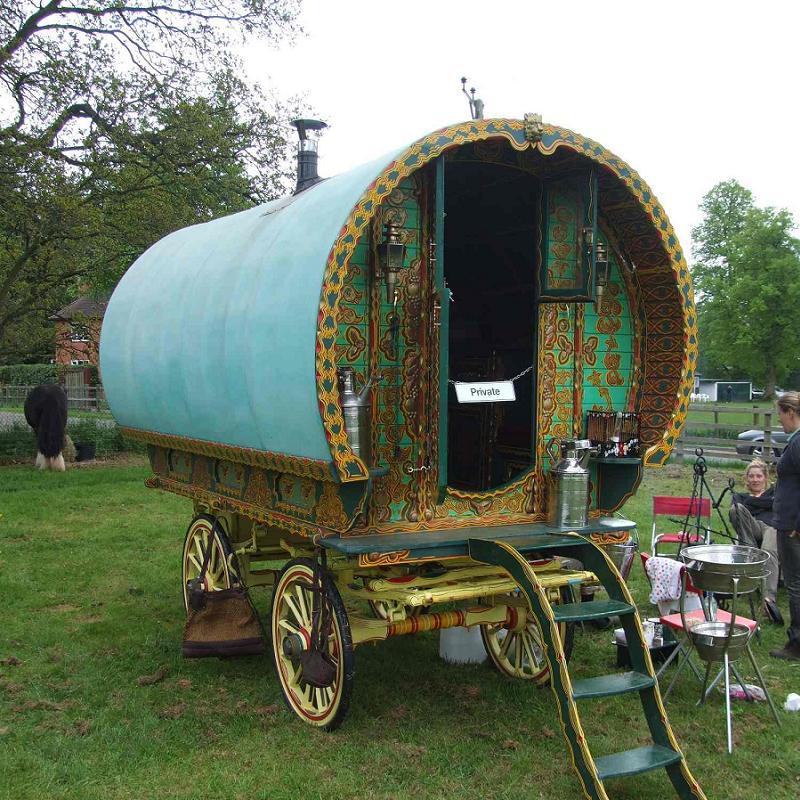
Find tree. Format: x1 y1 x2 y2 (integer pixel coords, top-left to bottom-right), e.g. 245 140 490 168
0 1 300 360
692 182 800 396
691 180 753 290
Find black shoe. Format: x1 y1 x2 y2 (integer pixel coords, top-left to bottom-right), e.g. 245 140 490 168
770 642 800 661
764 598 784 626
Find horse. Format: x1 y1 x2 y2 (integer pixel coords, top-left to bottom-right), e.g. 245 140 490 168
24 384 68 471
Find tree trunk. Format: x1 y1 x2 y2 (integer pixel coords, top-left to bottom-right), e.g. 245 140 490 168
765 364 777 399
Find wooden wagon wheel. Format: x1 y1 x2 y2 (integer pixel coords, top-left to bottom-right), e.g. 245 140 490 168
271 558 354 730
480 587 574 684
181 515 236 613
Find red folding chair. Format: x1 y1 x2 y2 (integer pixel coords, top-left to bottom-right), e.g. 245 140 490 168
651 495 711 557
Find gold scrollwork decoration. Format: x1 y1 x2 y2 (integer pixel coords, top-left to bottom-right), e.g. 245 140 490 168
315 481 350 531
358 550 411 567
146 475 325 539
121 427 336 482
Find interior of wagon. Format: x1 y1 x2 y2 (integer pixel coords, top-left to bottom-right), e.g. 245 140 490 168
445 159 538 491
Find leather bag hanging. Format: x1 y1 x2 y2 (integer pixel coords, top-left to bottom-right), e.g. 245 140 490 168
182 523 265 658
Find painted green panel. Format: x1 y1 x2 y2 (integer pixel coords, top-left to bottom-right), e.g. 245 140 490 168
582 386 630 408
538 172 596 301
373 174 424 521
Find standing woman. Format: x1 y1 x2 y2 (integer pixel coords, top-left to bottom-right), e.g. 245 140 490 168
771 391 800 660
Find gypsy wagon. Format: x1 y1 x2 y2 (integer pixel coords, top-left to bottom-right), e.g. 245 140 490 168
100 115 704 799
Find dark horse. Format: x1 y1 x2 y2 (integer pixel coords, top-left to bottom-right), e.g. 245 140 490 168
24 384 68 471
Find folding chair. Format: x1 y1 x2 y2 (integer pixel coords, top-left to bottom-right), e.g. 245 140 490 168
640 552 704 693
651 495 711 557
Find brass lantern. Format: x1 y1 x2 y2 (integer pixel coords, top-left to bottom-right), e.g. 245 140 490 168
377 223 406 303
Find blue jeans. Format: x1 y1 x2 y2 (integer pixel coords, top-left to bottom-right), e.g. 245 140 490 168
777 530 800 645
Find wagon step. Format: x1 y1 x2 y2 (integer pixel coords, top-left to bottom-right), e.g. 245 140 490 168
571 670 654 699
595 744 682 780
468 536 705 800
552 599 634 623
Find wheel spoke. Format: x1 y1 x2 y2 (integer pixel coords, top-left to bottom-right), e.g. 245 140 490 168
526 625 544 661
295 584 311 627
187 552 202 572
278 618 301 636
283 593 304 627
286 660 302 688
521 631 539 671
499 629 514 660
195 531 208 562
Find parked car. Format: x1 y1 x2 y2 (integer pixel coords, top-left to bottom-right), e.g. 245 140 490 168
736 428 789 457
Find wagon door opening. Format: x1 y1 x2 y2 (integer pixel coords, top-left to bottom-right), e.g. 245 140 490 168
443 161 539 491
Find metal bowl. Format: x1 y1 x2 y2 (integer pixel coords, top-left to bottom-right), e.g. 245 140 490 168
689 620 752 661
680 544 769 594
606 539 638 580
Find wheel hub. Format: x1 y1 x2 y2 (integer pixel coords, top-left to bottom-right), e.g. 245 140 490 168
504 605 528 633
282 633 305 658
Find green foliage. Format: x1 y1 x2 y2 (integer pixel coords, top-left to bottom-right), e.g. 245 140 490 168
0 421 36 459
0 417 144 461
0 2 302 360
692 181 800 393
0 363 58 385
691 179 754 290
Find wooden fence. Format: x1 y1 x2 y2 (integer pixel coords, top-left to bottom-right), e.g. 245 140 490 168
674 404 784 464
0 384 108 414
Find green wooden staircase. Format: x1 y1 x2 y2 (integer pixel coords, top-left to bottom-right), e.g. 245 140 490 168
468 535 706 800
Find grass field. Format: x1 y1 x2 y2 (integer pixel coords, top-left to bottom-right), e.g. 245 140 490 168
686 402 778 430
1 456 799 800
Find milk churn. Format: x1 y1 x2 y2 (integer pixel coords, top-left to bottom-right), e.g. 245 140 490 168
338 367 380 467
549 439 597 529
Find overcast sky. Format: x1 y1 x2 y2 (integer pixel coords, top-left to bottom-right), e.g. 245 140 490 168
245 0 799 257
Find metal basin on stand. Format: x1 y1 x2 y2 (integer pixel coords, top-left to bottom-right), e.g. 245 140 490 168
689 621 751 661
680 544 769 594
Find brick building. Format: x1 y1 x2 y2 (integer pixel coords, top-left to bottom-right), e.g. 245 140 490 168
51 297 108 367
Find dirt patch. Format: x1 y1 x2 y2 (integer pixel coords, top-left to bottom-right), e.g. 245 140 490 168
0 678 23 694
158 703 187 720
76 614 103 624
45 604 79 614
12 699 73 713
137 667 168 686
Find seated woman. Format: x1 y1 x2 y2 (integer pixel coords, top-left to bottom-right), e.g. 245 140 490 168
729 459 782 623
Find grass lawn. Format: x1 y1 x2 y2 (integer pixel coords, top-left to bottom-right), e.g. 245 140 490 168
686 402 778 430
1 457 799 800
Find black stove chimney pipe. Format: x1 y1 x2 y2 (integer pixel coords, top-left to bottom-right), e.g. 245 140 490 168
291 118 327 194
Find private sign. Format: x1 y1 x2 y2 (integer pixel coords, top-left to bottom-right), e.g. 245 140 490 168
454 382 516 403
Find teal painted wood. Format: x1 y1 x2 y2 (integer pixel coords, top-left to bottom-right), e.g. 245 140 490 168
552 599 634 623
100 146 407 461
595 746 682 780
571 671 655 700
467 536 706 800
318 520 634 559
